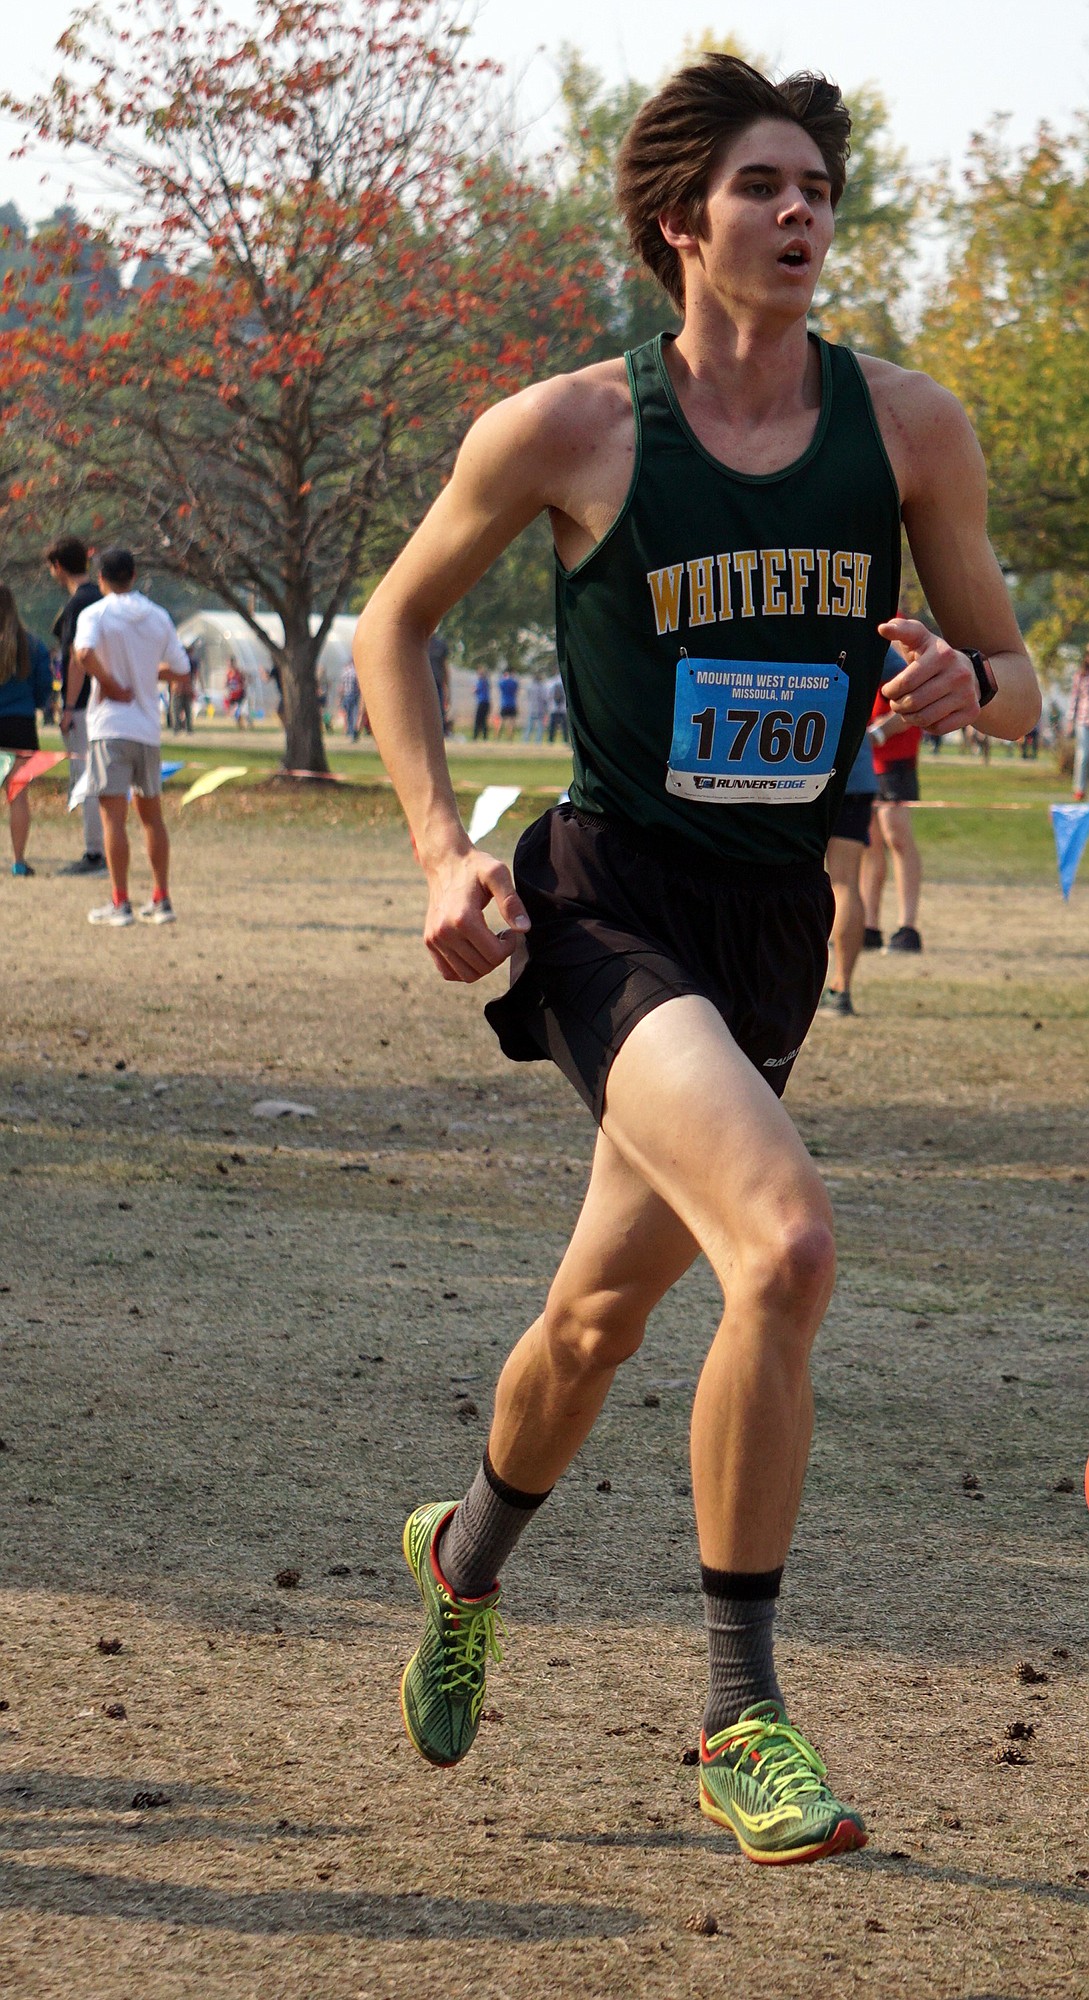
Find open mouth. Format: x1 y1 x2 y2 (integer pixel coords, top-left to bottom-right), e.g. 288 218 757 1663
778 246 811 269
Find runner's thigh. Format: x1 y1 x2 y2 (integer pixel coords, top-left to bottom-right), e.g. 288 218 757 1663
601 994 830 1274
548 1127 699 1319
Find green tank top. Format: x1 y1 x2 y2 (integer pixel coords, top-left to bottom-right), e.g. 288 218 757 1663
556 332 901 865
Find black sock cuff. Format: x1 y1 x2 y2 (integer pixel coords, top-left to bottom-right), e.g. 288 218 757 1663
482 1447 553 1510
700 1564 784 1601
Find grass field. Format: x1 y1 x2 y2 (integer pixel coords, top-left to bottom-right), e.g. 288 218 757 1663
1 763 1088 1999
36 717 1078 880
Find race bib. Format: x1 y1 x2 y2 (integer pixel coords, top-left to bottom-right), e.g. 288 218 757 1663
666 656 849 805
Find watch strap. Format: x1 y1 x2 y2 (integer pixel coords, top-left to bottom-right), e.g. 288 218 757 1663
966 649 998 708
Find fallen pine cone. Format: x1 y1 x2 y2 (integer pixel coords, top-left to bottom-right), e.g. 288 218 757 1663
684 1910 719 1937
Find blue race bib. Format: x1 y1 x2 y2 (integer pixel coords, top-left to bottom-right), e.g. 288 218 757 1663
666 656 849 805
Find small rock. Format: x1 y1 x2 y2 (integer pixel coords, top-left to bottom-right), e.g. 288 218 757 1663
643 1393 660 1408
596 1478 612 1493
1005 1720 1034 1741
481 1708 504 1724
118 1200 132 1211
995 1744 1030 1766
326 1565 351 1578
863 1918 887 1933
1001 1372 1020 1383
961 1471 979 1492
454 1396 478 1419
1053 1476 1076 1494
680 1746 700 1767
1053 1647 1070 1661
275 1568 301 1590
0 1699 9 1713
114 1059 127 1072
547 1657 572 1668
684 1910 719 1937
1016 1661 1049 1685
251 1099 317 1119
131 1790 170 1810
102 1702 127 1720
96 1638 123 1656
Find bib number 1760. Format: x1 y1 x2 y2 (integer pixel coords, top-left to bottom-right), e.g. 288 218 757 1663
690 705 828 766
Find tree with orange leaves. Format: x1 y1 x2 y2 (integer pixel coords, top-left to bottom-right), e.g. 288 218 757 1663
1 1 602 771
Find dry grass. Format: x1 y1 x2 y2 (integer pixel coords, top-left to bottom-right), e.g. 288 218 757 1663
1 795 1088 1998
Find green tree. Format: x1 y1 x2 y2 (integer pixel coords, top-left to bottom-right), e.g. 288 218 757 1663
1 0 603 772
916 118 1089 661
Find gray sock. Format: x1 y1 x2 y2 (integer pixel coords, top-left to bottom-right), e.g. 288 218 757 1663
701 1565 784 1739
437 1450 552 1599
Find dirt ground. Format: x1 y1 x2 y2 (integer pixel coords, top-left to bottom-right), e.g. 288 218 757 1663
2 789 1088 2000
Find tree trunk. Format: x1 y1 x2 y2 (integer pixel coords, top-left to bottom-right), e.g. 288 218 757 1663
279 604 330 774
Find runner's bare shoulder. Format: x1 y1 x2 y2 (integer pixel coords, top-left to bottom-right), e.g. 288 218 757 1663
855 354 982 504
460 358 633 519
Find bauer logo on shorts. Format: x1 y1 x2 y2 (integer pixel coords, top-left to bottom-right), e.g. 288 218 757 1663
666 656 849 805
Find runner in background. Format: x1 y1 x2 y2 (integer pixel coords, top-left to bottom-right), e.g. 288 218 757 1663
861 655 924 953
822 727 877 1015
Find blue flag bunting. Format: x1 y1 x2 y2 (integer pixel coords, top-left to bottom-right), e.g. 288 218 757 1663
1049 803 1089 899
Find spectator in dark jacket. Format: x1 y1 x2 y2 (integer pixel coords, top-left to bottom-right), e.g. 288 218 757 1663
48 534 107 875
0 584 54 877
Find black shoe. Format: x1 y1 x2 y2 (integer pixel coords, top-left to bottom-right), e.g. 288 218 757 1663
862 927 883 951
887 926 922 953
821 988 855 1017
59 853 109 877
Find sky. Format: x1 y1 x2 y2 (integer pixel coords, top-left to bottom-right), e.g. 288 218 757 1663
2 0 1086 221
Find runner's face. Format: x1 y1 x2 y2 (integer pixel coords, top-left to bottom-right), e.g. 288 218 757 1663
678 117 835 318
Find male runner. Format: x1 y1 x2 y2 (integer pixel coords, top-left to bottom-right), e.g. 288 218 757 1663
354 55 1039 1866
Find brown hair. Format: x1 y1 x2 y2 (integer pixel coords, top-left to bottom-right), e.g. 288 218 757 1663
616 54 851 311
0 585 28 689
46 534 89 576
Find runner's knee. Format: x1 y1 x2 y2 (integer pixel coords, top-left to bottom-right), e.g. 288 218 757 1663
542 1281 648 1371
734 1209 836 1327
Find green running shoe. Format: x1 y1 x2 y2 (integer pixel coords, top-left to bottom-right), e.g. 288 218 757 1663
399 1500 504 1768
700 1699 867 1865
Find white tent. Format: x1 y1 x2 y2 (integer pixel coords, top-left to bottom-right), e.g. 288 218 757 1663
176 610 359 717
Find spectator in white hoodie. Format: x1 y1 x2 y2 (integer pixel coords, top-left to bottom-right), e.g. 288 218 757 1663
71 546 191 927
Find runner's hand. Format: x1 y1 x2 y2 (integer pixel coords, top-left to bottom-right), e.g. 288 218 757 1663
423 847 530 983
878 617 979 734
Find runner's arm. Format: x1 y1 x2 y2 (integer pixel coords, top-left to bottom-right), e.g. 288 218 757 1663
880 377 1039 740
354 388 565 983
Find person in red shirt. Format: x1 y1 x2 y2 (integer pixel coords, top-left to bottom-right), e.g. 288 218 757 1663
861 649 924 952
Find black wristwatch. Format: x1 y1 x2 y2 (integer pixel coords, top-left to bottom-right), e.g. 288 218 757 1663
966 649 998 708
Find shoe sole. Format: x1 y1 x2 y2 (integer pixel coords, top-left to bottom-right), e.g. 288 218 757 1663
138 911 176 924
699 1785 867 1864
399 1509 463 1769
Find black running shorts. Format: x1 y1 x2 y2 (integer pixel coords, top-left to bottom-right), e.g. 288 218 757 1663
484 806 834 1122
875 761 919 804
830 789 875 845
